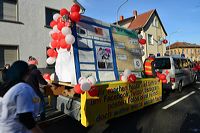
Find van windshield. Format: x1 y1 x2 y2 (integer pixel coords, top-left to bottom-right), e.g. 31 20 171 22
155 58 171 69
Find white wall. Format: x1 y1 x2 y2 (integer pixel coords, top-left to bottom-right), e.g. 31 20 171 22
0 0 79 68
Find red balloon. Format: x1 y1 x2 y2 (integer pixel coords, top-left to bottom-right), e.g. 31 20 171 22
59 32 65 40
43 73 50 80
74 84 84 94
159 74 166 80
51 33 59 40
71 4 80 12
120 74 123 81
139 39 146 45
162 79 167 84
156 72 161 77
54 50 58 57
57 16 62 23
50 20 57 28
69 12 81 22
51 40 58 48
88 86 98 97
127 74 137 83
66 44 71 51
162 39 168 44
59 39 67 48
60 8 70 16
47 48 55 57
57 22 65 31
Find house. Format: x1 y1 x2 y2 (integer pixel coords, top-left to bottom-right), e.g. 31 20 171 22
116 9 167 61
166 42 200 61
0 0 84 69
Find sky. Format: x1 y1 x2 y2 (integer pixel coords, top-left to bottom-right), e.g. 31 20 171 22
78 0 200 45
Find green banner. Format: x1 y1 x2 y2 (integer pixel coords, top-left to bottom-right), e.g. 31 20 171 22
111 26 138 38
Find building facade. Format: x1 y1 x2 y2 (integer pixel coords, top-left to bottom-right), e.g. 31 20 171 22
0 0 84 68
116 9 167 61
166 42 200 61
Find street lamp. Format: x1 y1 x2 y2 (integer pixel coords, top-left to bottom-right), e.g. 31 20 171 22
116 0 128 26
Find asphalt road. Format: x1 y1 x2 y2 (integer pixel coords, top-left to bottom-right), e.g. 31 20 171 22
41 82 200 133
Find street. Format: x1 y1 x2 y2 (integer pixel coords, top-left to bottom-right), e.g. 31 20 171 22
41 82 200 133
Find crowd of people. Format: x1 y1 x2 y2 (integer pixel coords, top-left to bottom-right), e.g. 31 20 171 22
0 57 52 133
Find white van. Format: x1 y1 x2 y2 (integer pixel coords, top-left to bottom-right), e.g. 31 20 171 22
154 55 197 92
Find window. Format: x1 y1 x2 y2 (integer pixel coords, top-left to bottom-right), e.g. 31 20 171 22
153 18 158 27
148 34 153 45
173 58 180 69
45 7 59 26
155 58 171 69
0 0 18 21
0 45 18 68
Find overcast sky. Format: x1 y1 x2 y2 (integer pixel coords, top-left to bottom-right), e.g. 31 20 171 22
78 0 200 44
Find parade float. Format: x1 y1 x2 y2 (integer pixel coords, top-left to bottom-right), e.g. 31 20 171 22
44 4 162 127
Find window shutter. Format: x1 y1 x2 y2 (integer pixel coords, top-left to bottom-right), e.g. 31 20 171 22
3 0 17 21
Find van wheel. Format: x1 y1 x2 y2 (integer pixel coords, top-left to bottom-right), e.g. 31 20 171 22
178 81 183 92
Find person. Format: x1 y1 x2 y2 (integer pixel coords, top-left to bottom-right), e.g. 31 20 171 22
143 55 156 78
24 64 48 120
28 56 38 65
0 60 43 133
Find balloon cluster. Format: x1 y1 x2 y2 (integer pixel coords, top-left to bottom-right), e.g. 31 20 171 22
120 69 137 83
46 4 81 65
156 72 167 83
74 76 98 97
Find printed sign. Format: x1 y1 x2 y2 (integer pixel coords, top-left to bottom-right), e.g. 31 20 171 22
111 25 143 72
134 59 142 69
96 47 113 70
81 78 162 127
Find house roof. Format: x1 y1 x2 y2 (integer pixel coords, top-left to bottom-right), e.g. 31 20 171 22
128 9 154 30
166 42 200 49
116 9 167 36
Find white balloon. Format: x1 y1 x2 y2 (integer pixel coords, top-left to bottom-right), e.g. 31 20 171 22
87 76 96 85
50 73 55 81
61 27 72 35
65 34 75 44
53 25 59 33
46 57 56 65
53 13 61 21
78 76 87 84
49 30 55 37
124 69 131 76
138 34 143 39
81 82 91 91
122 75 128 82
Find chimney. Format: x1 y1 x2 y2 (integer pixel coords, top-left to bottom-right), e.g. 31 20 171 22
120 16 124 21
133 10 137 18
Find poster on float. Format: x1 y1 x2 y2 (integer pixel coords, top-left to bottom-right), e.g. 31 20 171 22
75 17 118 82
81 78 162 127
111 26 144 78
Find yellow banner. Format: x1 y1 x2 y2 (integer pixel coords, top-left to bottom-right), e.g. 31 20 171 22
81 78 162 127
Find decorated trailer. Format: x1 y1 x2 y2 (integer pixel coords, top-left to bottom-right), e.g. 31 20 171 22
44 5 162 127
